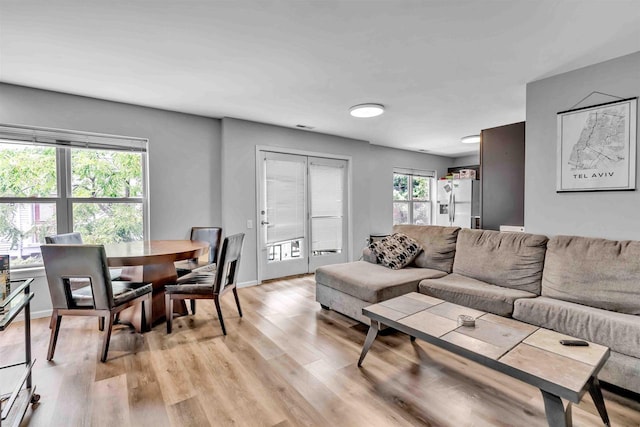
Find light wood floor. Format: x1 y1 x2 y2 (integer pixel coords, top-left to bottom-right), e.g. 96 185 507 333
2 275 639 427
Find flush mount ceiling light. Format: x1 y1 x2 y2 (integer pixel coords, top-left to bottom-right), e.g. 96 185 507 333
461 135 481 144
349 103 385 118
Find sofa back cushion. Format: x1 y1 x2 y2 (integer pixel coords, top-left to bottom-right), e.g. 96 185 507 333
453 229 548 294
392 225 460 273
543 235 640 315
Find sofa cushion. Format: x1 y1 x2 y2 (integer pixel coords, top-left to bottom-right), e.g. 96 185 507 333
418 273 537 317
392 225 460 273
542 235 640 315
513 296 640 359
315 261 447 303
599 351 640 395
369 233 421 269
453 229 548 294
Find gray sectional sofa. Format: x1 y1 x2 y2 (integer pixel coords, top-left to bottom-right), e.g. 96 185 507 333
315 225 640 394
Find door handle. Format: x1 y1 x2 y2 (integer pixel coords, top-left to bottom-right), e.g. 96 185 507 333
452 193 456 224
261 221 270 225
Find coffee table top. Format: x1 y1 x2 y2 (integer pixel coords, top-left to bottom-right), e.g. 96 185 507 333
363 292 610 402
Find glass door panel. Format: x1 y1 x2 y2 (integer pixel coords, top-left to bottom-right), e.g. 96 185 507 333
308 157 348 271
259 152 308 280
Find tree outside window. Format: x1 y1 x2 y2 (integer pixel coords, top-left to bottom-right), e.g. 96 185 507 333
0 142 147 267
393 172 433 225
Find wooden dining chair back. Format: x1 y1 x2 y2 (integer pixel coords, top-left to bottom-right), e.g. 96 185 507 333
175 227 222 276
41 244 152 362
214 232 243 295
165 233 245 335
174 226 223 314
45 232 83 244
193 226 223 266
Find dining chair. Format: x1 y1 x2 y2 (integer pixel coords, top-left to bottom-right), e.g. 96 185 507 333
45 232 83 244
41 244 152 362
165 233 244 335
45 232 122 281
175 227 222 276
174 226 222 314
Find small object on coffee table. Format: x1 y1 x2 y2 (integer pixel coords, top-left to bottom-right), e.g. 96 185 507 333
559 339 589 346
457 314 475 327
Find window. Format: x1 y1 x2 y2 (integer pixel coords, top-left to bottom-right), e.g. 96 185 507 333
393 170 434 225
0 124 148 268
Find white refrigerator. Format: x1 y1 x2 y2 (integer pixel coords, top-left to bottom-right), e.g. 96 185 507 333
436 179 480 228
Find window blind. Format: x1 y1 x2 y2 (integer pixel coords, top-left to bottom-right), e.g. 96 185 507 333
265 155 306 244
310 162 344 252
0 124 148 153
393 167 436 178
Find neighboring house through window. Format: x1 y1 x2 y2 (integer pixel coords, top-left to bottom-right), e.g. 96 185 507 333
393 169 435 225
0 124 149 268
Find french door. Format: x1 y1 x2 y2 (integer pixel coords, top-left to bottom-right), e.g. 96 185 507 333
258 151 348 281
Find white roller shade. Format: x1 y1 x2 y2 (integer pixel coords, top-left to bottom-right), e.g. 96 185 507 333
265 155 306 244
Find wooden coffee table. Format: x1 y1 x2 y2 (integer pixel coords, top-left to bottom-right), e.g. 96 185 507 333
358 292 611 427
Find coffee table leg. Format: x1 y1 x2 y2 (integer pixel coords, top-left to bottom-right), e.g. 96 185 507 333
541 390 572 427
588 377 610 427
357 321 379 367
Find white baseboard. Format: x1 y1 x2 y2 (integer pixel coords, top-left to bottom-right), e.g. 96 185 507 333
238 280 258 288
14 308 52 322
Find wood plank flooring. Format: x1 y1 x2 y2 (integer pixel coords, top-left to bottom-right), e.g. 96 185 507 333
1 275 639 426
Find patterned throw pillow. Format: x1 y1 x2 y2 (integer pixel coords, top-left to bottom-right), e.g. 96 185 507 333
368 233 422 269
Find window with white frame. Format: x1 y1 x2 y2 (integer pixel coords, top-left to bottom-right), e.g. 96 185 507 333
0 124 149 268
393 169 434 225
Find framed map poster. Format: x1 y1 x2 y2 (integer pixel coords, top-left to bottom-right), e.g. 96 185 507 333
557 97 637 192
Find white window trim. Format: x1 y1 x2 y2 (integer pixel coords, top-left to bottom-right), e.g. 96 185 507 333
0 124 150 270
393 168 436 225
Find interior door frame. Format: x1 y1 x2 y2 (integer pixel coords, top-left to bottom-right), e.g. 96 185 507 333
255 145 353 284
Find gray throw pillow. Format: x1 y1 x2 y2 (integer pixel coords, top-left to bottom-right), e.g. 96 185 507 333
369 233 421 270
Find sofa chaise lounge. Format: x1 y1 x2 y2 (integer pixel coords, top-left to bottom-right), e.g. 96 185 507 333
315 225 640 394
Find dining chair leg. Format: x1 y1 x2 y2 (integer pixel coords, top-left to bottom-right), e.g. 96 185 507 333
214 296 226 335
165 294 173 334
99 317 105 331
232 288 243 318
47 311 62 361
143 297 152 332
190 300 196 315
100 314 115 363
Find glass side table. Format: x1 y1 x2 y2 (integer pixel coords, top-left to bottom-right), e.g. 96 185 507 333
0 278 40 427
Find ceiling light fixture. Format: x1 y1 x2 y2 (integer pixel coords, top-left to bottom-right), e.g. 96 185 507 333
461 135 481 144
349 103 385 118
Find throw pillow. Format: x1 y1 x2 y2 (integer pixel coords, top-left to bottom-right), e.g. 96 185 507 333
368 233 422 270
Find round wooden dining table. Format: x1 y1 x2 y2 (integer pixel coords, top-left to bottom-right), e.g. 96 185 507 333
104 240 209 332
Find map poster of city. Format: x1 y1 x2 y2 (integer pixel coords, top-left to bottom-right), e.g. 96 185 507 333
557 97 637 192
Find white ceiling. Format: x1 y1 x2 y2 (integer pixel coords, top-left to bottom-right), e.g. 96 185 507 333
1 1 639 157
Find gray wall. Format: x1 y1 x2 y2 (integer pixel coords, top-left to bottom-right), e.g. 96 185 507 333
368 145 451 235
221 118 371 284
525 52 640 239
451 153 480 167
0 83 222 239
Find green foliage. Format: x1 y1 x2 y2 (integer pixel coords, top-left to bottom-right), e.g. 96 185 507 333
393 174 408 200
0 146 57 197
73 203 143 244
0 145 144 262
394 173 430 201
412 176 430 200
72 150 143 198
